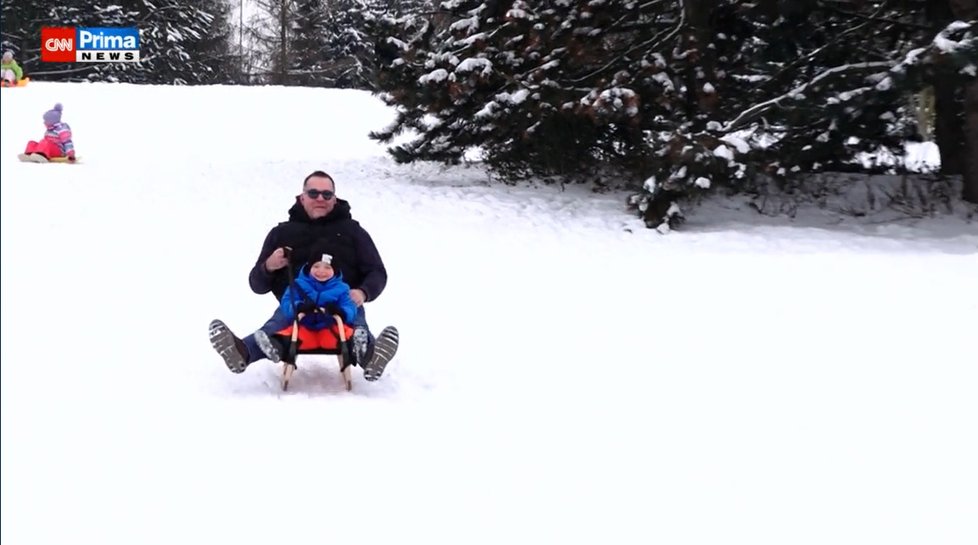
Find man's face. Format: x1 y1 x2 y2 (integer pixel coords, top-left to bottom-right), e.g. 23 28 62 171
300 175 336 219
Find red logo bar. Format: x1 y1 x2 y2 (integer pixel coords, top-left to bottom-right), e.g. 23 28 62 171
41 27 76 62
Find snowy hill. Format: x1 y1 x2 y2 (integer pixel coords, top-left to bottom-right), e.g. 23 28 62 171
1 82 977 545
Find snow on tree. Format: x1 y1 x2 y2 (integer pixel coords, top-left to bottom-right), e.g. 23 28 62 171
1 0 241 84
371 0 691 180
371 0 977 231
247 0 426 88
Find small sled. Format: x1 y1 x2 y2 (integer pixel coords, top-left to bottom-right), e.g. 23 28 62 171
279 314 354 392
17 153 80 163
1 77 30 88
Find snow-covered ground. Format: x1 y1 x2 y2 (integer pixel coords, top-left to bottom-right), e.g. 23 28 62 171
1 82 976 545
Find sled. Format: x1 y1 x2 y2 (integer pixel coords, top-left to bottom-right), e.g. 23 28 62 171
280 314 353 392
17 153 80 163
1 77 30 88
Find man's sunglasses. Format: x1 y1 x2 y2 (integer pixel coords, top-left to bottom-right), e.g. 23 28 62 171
305 189 335 200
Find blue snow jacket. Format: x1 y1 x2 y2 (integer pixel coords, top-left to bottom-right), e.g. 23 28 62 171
279 268 358 330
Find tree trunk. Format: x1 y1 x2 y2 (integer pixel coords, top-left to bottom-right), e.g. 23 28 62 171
279 0 288 85
933 83 965 174
927 0 965 174
948 0 978 19
681 0 717 127
948 0 978 201
962 79 978 203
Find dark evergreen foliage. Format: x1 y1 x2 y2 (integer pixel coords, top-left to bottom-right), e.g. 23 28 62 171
1 0 242 84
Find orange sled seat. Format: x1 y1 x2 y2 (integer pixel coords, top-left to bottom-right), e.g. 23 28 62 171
275 323 355 353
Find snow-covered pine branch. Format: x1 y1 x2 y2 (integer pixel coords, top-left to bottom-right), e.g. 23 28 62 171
724 20 977 134
723 62 892 133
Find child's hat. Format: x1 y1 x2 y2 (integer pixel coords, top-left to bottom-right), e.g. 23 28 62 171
307 250 338 270
2 51 12 61
309 251 336 269
43 103 63 125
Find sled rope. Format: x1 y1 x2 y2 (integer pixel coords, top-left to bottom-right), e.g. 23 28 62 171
282 246 298 391
335 314 352 391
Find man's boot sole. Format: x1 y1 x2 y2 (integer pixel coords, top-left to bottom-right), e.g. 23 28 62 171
363 327 399 382
209 319 248 374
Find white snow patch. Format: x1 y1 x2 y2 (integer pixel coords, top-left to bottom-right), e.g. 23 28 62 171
495 89 531 105
934 21 971 52
456 57 493 76
449 16 479 33
652 72 674 92
720 133 751 154
713 144 734 162
474 102 498 119
419 69 450 84
0 81 975 545
643 175 657 192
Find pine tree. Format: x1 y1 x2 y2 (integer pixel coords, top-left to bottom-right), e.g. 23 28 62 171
2 1 138 82
288 0 331 86
932 0 978 203
123 0 241 84
1 0 241 84
1 0 56 66
246 0 291 83
369 0 976 230
246 0 428 89
371 0 685 180
185 0 243 84
319 0 379 89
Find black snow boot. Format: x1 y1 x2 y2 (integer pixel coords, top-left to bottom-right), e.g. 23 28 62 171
254 329 288 364
209 319 250 374
362 326 400 382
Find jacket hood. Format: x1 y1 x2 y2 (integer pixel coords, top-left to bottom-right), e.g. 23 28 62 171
287 196 353 224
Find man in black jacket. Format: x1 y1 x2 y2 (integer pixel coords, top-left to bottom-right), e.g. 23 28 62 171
209 170 399 381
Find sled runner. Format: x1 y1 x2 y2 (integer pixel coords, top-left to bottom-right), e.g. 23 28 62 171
1 76 29 88
17 153 80 163
276 313 354 392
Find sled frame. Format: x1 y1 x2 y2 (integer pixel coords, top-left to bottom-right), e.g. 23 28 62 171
281 314 352 392
17 153 79 163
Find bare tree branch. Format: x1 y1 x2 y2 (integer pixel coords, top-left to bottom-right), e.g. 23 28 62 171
568 0 686 84
27 65 99 76
764 1 894 89
723 61 892 132
816 0 931 30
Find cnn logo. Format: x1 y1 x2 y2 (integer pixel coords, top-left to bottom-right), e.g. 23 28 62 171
46 37 72 51
40 27 75 62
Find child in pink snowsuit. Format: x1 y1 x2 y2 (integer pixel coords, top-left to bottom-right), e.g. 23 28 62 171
24 103 76 161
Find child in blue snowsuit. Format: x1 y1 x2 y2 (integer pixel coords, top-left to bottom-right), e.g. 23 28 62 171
253 251 358 363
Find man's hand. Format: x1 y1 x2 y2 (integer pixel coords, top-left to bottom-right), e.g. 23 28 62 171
350 289 367 307
264 247 290 272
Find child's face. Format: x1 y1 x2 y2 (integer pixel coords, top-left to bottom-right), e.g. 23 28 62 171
310 262 334 281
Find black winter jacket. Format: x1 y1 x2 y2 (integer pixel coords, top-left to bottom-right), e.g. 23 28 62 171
248 197 388 302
